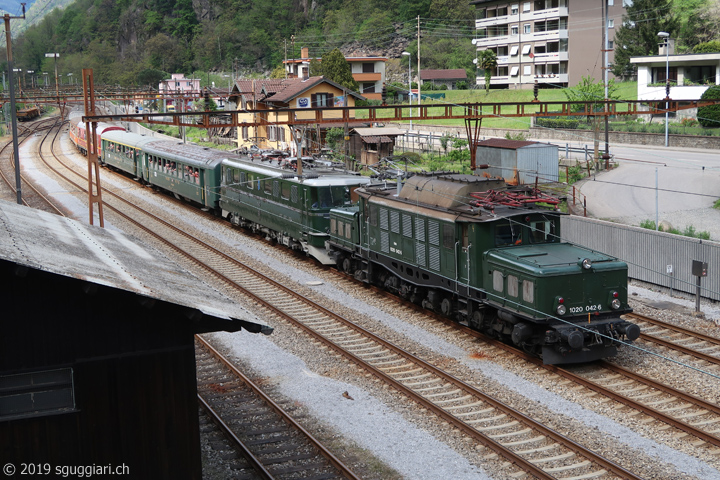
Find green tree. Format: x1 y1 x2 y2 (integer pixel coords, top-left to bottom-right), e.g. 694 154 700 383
309 58 323 76
693 40 720 53
612 0 680 78
320 48 358 91
564 75 619 113
697 85 720 127
477 49 497 94
137 68 168 87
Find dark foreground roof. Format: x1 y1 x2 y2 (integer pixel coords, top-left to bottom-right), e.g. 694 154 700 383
0 200 272 335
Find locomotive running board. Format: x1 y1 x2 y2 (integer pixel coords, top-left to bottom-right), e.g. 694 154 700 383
542 345 617 365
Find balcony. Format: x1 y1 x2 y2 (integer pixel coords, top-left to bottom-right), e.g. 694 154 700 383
354 72 381 82
531 6 568 21
495 55 510 65
475 34 511 47
527 28 567 43
476 13 518 28
534 73 568 84
532 51 568 62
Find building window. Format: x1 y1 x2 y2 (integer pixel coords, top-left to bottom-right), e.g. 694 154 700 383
523 2 531 12
608 19 614 28
522 44 531 55
0 368 76 421
311 93 334 107
686 65 715 84
511 4 519 14
242 126 249 140
363 83 376 94
510 66 520 76
362 63 375 73
652 66 678 84
608 0 614 5
510 45 519 56
608 40 614 49
524 65 532 75
511 25 519 36
524 24 531 34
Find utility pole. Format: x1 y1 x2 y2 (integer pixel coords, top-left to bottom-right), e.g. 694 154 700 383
603 0 610 157
417 16 421 117
4 4 26 205
82 68 104 227
45 53 61 118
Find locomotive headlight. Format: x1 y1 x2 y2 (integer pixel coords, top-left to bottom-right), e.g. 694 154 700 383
610 291 621 309
556 296 566 315
581 258 592 270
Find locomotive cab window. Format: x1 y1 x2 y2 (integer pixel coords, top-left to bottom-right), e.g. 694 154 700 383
495 223 522 246
529 220 556 244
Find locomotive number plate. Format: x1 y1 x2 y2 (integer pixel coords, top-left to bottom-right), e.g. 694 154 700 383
569 304 602 314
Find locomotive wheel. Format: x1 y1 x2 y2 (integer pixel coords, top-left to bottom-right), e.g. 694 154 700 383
440 298 453 317
342 257 353 273
469 309 484 330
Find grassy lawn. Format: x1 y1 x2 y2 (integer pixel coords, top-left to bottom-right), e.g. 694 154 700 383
365 82 639 130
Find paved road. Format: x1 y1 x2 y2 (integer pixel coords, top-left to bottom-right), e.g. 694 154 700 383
571 141 720 239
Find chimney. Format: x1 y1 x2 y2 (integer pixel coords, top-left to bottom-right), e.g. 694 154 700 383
301 47 309 59
659 38 675 56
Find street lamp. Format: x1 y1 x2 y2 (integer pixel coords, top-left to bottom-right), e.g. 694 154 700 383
27 70 34 89
44 53 60 100
658 32 670 147
67 72 73 85
402 51 412 131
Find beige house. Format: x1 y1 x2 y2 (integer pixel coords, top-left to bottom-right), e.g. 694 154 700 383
284 47 387 101
471 0 625 88
229 76 366 154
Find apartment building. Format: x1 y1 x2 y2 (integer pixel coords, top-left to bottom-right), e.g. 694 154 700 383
284 47 386 100
471 0 625 89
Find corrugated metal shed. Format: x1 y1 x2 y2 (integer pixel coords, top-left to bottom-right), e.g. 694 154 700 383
475 139 558 185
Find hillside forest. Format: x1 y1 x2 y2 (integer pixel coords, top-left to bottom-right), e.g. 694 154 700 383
2 0 720 89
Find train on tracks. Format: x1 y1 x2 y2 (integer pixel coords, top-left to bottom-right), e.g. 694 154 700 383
69 123 639 364
17 106 40 121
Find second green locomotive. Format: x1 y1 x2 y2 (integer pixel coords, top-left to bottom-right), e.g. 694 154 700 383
327 173 639 364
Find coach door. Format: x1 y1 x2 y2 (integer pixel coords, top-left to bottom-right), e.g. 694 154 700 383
457 223 470 290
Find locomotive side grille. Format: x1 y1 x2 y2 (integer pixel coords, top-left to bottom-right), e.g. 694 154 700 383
429 221 440 246
416 242 426 266
291 185 298 203
273 181 280 197
415 218 425 242
381 231 389 253
380 208 389 230
402 214 412 237
429 246 440 271
390 211 400 234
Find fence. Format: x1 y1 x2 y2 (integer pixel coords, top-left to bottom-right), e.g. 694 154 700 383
561 215 720 302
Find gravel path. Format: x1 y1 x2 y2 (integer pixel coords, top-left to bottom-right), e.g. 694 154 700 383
13 131 720 479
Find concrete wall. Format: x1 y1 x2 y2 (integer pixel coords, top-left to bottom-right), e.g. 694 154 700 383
561 215 720 301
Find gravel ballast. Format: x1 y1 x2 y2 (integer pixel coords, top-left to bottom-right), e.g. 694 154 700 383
15 131 720 479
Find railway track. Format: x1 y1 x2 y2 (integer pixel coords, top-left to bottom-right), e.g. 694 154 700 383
628 312 720 367
196 336 360 479
40 119 644 479
0 115 65 214
320 268 720 457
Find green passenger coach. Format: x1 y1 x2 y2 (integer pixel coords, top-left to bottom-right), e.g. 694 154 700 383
219 158 370 264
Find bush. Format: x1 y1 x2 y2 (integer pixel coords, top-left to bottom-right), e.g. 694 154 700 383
536 117 581 129
693 40 720 54
697 85 720 128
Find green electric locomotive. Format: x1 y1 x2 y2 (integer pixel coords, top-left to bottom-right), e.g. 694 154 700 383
327 172 639 364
